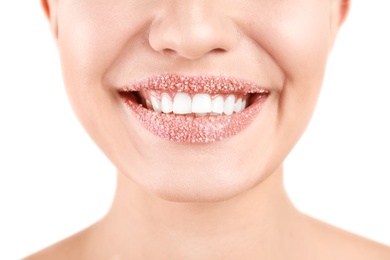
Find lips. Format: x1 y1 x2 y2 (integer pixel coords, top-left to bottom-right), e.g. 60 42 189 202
119 74 269 143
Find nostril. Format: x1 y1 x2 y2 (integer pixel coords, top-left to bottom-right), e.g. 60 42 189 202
161 49 176 56
212 48 227 54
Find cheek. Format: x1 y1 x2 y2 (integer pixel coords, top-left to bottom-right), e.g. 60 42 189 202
255 4 331 119
241 3 334 161
276 12 331 138
56 1 153 93
258 4 332 84
55 1 150 132
280 19 331 153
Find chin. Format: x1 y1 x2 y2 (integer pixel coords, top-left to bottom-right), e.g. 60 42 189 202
150 184 249 203
128 165 262 203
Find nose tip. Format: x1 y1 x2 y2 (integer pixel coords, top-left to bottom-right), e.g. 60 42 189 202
148 8 238 60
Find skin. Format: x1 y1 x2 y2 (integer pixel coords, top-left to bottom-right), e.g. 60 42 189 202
25 0 390 259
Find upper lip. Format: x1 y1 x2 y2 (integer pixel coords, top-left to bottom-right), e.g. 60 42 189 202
118 73 270 94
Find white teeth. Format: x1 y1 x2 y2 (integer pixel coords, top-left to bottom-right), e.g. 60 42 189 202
211 95 224 114
173 92 192 114
224 94 235 115
161 93 173 113
192 94 212 113
145 92 248 115
234 98 242 113
151 96 162 113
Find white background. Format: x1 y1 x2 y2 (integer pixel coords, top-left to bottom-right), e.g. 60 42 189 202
0 1 389 259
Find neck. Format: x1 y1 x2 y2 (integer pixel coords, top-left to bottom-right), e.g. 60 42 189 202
94 166 303 259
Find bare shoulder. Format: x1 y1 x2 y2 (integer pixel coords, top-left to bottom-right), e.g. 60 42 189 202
22 229 90 260
302 214 390 260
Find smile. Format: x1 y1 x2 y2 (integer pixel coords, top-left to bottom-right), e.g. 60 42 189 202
119 74 269 143
138 91 250 116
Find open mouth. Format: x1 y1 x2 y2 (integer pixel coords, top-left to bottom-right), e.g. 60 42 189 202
120 90 264 117
119 74 269 143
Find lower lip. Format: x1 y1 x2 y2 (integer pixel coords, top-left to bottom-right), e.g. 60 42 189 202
120 94 268 143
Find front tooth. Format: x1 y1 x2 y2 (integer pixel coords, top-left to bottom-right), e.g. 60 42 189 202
224 94 235 115
234 98 242 113
151 96 162 113
211 95 224 114
192 94 212 113
161 93 173 113
173 92 192 114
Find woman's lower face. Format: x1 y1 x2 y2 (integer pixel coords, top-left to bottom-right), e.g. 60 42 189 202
53 0 340 202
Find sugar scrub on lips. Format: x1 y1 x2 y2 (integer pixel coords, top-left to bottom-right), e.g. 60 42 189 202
119 74 269 143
